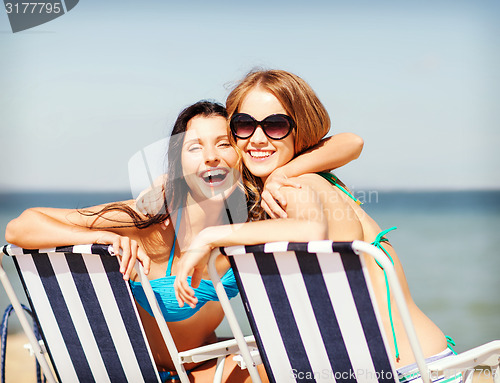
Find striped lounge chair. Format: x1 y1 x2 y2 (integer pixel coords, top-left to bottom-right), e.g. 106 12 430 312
208 241 500 383
0 244 255 383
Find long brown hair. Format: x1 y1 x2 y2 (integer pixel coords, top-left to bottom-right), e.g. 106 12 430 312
226 69 331 220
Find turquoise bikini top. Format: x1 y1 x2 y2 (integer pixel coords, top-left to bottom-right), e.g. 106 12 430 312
129 209 239 322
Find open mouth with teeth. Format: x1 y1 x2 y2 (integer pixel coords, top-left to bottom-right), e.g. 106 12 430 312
199 168 230 186
248 150 275 160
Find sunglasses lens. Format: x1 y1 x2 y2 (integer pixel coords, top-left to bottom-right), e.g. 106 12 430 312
262 115 292 139
231 114 255 138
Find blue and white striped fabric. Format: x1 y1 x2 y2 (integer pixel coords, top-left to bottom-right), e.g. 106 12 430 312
221 241 399 383
3 244 160 383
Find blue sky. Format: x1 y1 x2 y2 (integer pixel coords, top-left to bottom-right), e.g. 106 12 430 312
1 0 499 192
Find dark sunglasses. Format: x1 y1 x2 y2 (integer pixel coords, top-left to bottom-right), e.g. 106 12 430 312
230 113 296 140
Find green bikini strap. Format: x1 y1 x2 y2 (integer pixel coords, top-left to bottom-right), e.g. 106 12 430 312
373 231 458 360
371 226 400 361
372 227 397 268
446 335 457 355
316 172 362 205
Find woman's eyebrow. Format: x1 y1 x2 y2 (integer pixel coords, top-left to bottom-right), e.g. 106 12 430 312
183 138 201 146
183 135 230 146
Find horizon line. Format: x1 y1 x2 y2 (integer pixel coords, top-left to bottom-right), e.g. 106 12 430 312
1 187 500 194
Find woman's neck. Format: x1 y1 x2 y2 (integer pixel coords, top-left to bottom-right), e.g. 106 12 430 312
179 194 225 244
187 196 225 226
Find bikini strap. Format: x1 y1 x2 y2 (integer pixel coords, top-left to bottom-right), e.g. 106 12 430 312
166 207 183 276
317 172 362 205
372 226 397 266
371 226 400 361
446 335 457 355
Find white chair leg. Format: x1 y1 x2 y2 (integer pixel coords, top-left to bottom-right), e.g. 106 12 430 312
493 365 500 383
213 356 226 383
464 368 474 383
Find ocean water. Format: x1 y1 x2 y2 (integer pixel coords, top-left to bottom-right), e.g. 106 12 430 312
1 191 499 353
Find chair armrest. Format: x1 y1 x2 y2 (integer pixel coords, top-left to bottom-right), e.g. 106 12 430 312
178 335 256 364
232 348 262 370
428 341 500 378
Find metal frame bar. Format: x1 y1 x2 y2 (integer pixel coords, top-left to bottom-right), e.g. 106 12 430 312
0 249 58 383
207 249 262 382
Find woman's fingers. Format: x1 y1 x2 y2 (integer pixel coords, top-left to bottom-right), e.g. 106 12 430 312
160 218 170 231
122 239 138 280
111 236 143 280
114 237 125 272
174 274 197 308
136 248 151 275
174 241 213 308
262 173 302 219
121 236 131 273
261 197 277 219
179 287 197 308
190 268 203 289
262 177 302 218
174 254 206 308
261 190 286 218
97 233 149 280
282 179 302 189
267 180 302 208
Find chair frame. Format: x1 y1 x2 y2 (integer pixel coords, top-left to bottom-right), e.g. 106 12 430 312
0 244 253 383
1 246 60 383
208 240 500 383
3 241 498 383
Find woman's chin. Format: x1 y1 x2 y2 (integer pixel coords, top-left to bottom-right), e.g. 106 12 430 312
244 155 290 180
198 179 239 202
245 165 274 181
243 161 273 179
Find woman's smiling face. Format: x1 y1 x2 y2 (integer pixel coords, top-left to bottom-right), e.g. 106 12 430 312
236 87 295 181
181 115 239 202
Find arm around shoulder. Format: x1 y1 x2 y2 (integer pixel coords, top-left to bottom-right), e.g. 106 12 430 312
277 132 364 179
260 133 363 218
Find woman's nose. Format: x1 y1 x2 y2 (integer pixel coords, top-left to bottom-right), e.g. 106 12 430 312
204 148 220 165
249 126 268 145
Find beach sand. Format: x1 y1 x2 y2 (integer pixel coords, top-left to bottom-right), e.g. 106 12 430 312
2 332 37 383
1 332 496 382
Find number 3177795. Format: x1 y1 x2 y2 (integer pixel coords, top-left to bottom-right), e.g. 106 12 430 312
5 2 62 14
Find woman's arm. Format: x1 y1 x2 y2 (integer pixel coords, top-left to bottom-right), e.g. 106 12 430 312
174 175 365 307
283 132 363 176
5 202 151 279
136 174 168 217
262 133 363 218
174 182 329 307
6 202 139 247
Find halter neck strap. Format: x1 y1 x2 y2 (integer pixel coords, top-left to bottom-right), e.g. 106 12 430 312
166 207 183 276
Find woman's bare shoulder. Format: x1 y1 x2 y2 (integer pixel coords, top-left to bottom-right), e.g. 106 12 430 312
288 173 341 193
289 173 364 241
